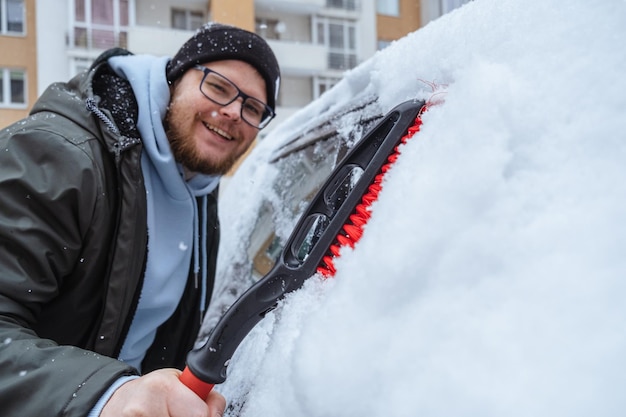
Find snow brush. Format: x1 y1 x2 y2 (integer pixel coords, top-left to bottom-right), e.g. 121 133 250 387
180 99 428 399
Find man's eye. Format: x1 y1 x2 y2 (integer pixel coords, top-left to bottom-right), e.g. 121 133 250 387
243 101 263 117
207 81 228 94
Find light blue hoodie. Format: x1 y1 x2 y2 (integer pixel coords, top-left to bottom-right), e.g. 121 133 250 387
107 54 219 370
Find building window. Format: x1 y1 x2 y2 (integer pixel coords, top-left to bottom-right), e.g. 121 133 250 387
376 0 399 16
439 0 472 14
72 0 130 50
71 57 92 76
0 68 26 107
172 8 204 31
1 0 24 34
315 18 357 71
327 0 357 11
377 39 392 50
314 76 341 99
255 18 285 41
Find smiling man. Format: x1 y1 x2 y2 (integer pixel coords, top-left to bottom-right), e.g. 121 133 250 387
166 60 271 175
0 23 280 417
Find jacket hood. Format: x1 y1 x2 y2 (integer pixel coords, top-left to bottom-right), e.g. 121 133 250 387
30 49 141 160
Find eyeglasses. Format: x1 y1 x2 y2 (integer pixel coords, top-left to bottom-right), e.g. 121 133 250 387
194 65 275 129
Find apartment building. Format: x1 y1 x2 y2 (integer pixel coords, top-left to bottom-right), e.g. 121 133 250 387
0 0 36 127
1 0 469 130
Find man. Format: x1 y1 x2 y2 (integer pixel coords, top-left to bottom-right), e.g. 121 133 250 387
0 23 280 417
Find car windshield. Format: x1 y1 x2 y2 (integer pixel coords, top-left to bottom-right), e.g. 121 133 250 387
247 97 384 281
199 96 383 333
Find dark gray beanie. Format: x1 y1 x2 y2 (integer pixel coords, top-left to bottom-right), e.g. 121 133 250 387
166 23 281 111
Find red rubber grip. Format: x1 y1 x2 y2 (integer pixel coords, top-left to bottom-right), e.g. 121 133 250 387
180 366 215 400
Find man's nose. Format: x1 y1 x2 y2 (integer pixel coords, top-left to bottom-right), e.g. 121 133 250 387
219 99 242 121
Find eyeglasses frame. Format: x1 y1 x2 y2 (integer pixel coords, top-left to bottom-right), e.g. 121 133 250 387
193 65 275 129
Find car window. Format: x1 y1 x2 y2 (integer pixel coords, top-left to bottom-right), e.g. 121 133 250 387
247 96 384 281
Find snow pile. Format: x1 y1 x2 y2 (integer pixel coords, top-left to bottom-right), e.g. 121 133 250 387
214 0 626 415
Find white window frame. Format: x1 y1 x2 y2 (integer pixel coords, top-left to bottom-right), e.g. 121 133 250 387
376 0 399 17
313 16 358 71
313 76 341 100
69 0 131 50
0 67 27 108
255 17 283 41
1 0 25 35
327 0 358 11
70 56 92 76
439 0 472 14
171 8 204 31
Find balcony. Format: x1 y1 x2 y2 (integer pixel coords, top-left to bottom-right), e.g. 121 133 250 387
124 25 329 75
255 0 326 15
256 0 360 14
326 0 359 11
126 26 196 57
267 39 327 74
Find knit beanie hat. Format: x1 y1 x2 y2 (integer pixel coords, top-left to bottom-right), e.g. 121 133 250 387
166 22 281 111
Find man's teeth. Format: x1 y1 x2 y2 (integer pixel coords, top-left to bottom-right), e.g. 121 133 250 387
204 122 233 140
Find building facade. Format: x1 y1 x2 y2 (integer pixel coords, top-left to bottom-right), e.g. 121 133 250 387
1 0 470 129
0 0 37 127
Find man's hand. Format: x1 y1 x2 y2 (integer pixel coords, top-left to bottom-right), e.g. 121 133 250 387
101 368 226 417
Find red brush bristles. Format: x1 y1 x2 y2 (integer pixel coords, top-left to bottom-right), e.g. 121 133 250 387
316 105 428 278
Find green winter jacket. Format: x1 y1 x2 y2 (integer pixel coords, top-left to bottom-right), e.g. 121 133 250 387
0 50 219 416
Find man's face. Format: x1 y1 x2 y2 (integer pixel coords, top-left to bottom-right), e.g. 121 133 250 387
165 59 268 175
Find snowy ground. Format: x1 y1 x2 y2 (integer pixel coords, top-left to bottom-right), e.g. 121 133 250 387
208 0 626 415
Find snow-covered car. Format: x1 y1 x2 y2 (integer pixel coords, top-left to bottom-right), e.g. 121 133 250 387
198 1 626 415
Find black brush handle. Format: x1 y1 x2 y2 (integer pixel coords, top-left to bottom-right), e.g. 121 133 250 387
182 99 426 391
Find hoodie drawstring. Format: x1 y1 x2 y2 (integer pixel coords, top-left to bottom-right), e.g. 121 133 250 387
200 195 209 322
192 194 209 323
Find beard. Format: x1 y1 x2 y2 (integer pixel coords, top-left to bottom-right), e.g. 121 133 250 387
164 104 241 176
